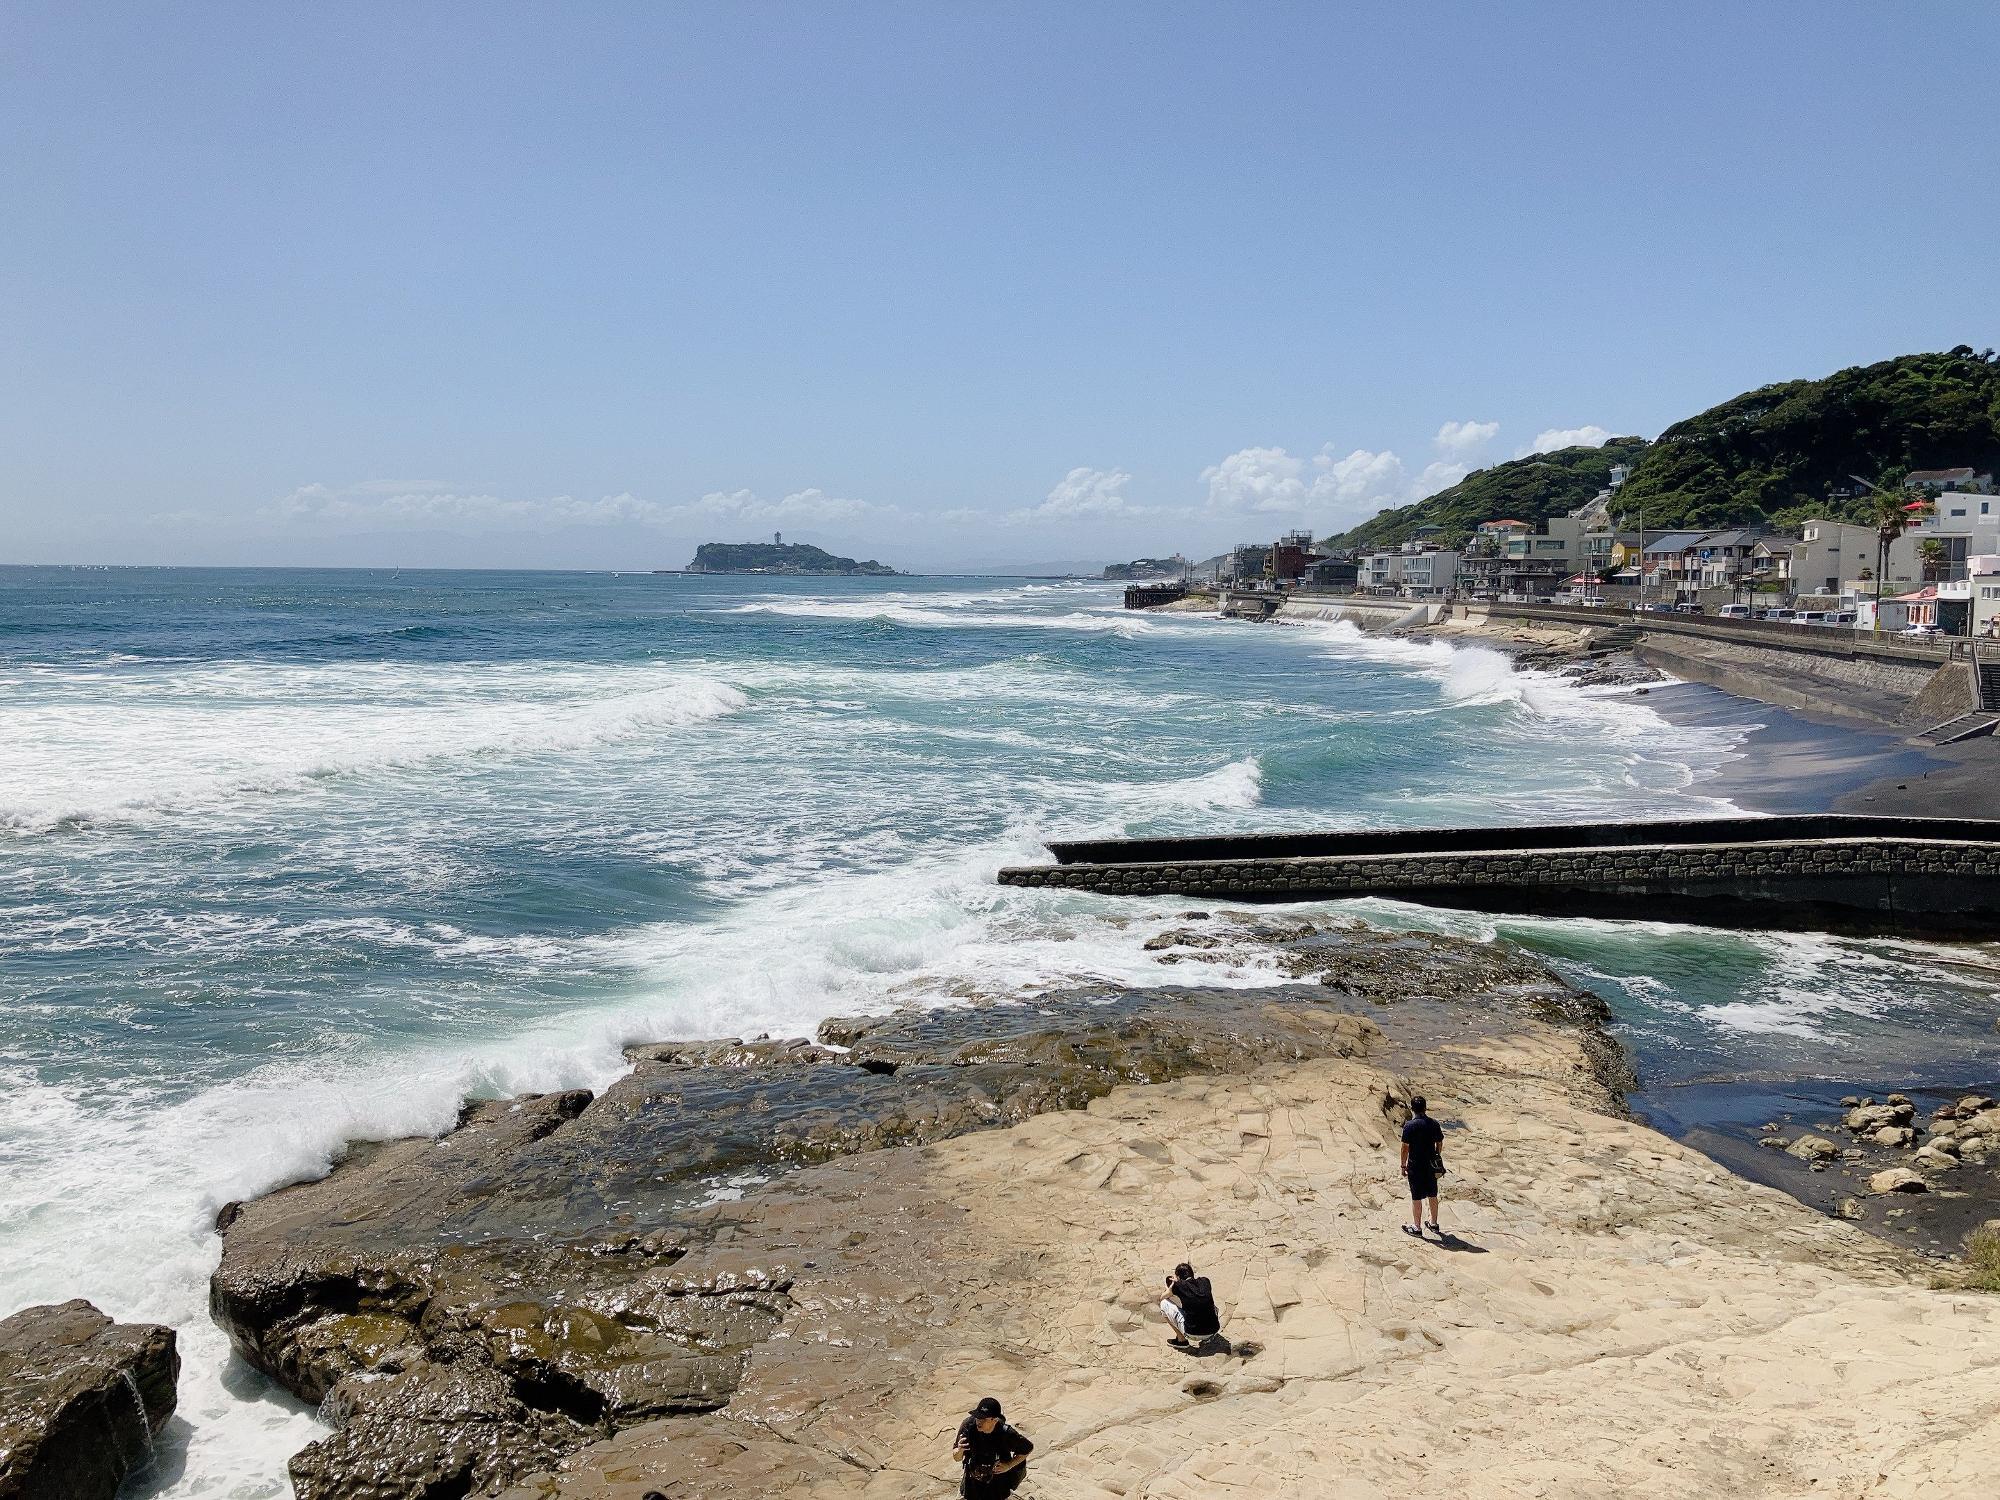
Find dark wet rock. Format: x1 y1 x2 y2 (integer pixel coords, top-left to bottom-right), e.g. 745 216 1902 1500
291 1358 588 1500
0 1300 178 1500
622 1037 845 1068
1142 928 1223 951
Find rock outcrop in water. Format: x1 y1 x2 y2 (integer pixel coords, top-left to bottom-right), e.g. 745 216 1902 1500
0 1299 178 1500
209 917 1610 1499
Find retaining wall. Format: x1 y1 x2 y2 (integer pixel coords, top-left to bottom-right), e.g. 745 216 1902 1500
1275 597 1446 631
1279 591 1973 726
1632 634 1945 725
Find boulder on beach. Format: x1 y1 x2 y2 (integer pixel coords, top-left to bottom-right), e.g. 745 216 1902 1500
1870 1125 1918 1149
1843 1102 1913 1133
0 1299 179 1500
1868 1167 1928 1195
1784 1133 1841 1163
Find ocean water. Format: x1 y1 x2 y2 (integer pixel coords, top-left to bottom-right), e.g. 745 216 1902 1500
3 566 1997 1496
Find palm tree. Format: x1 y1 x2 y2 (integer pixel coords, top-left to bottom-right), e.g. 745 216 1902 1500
1869 480 1927 622
1918 537 1948 582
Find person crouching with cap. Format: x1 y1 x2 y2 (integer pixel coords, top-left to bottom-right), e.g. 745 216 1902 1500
952 1396 1033 1498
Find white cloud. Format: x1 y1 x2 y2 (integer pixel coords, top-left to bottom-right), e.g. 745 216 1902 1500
259 481 900 534
1414 460 1472 497
1434 419 1499 454
1200 444 1417 520
1313 447 1409 509
678 487 879 527
1200 447 1311 513
1524 425 1612 456
268 484 661 530
1031 467 1140 518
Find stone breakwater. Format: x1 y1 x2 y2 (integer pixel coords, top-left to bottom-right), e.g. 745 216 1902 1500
205 917 1615 1498
1001 830 2000 935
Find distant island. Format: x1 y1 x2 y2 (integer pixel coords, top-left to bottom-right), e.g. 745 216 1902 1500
685 541 901 576
1102 556 1187 581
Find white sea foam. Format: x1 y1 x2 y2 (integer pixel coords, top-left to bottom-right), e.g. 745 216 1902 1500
714 587 1150 636
0 667 748 835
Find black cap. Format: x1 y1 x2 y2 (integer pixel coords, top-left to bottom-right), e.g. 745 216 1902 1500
971 1397 1004 1419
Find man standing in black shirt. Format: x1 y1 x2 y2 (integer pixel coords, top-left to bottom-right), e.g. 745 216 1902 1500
1160 1261 1221 1348
952 1396 1032 1498
1400 1094 1445 1238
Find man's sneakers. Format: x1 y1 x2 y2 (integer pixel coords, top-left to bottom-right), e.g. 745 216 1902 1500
1401 1223 1423 1238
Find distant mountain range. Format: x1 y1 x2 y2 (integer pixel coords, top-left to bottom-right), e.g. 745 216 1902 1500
686 542 900 575
1326 347 2000 548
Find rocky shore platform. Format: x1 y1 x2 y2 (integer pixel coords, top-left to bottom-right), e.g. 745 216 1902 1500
208 915 2000 1498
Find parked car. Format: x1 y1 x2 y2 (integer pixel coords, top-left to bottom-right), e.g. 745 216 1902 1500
1671 603 1704 615
1901 623 1940 636
1829 610 1859 626
1795 610 1830 625
1717 604 1751 619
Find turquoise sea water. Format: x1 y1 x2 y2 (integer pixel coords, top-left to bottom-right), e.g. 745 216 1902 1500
3 566 1997 1495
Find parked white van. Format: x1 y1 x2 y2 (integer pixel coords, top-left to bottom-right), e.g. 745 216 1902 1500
1717 604 1752 619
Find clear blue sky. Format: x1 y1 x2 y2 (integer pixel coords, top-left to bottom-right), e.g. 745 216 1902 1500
4 2 1996 571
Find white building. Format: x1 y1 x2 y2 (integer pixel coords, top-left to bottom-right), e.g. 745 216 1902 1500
1904 467 1996 496
1971 555 2000 637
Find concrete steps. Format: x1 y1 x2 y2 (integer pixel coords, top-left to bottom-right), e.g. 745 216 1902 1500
1917 709 2000 745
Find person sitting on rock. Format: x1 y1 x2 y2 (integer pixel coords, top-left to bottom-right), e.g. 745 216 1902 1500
1160 1260 1222 1348
953 1396 1032 1499
1400 1093 1446 1238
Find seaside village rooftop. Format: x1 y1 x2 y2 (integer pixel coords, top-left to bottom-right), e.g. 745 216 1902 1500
1215 466 2000 636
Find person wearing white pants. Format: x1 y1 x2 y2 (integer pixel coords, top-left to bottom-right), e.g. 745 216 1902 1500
1158 1261 1221 1347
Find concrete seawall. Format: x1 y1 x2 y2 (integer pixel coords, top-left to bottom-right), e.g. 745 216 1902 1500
999 816 2000 935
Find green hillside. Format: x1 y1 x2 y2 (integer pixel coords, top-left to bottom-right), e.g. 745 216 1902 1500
1329 438 1649 550
1328 349 2000 549
688 541 899 575
1614 347 2000 529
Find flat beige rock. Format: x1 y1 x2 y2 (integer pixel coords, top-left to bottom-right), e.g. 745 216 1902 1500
503 1023 2000 1500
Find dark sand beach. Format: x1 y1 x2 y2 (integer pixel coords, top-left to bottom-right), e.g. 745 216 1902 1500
1640 679 1946 815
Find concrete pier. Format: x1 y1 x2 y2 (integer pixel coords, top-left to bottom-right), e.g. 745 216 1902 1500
997 815 2000 934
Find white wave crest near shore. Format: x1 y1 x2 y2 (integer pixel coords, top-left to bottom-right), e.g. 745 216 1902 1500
0 666 749 835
